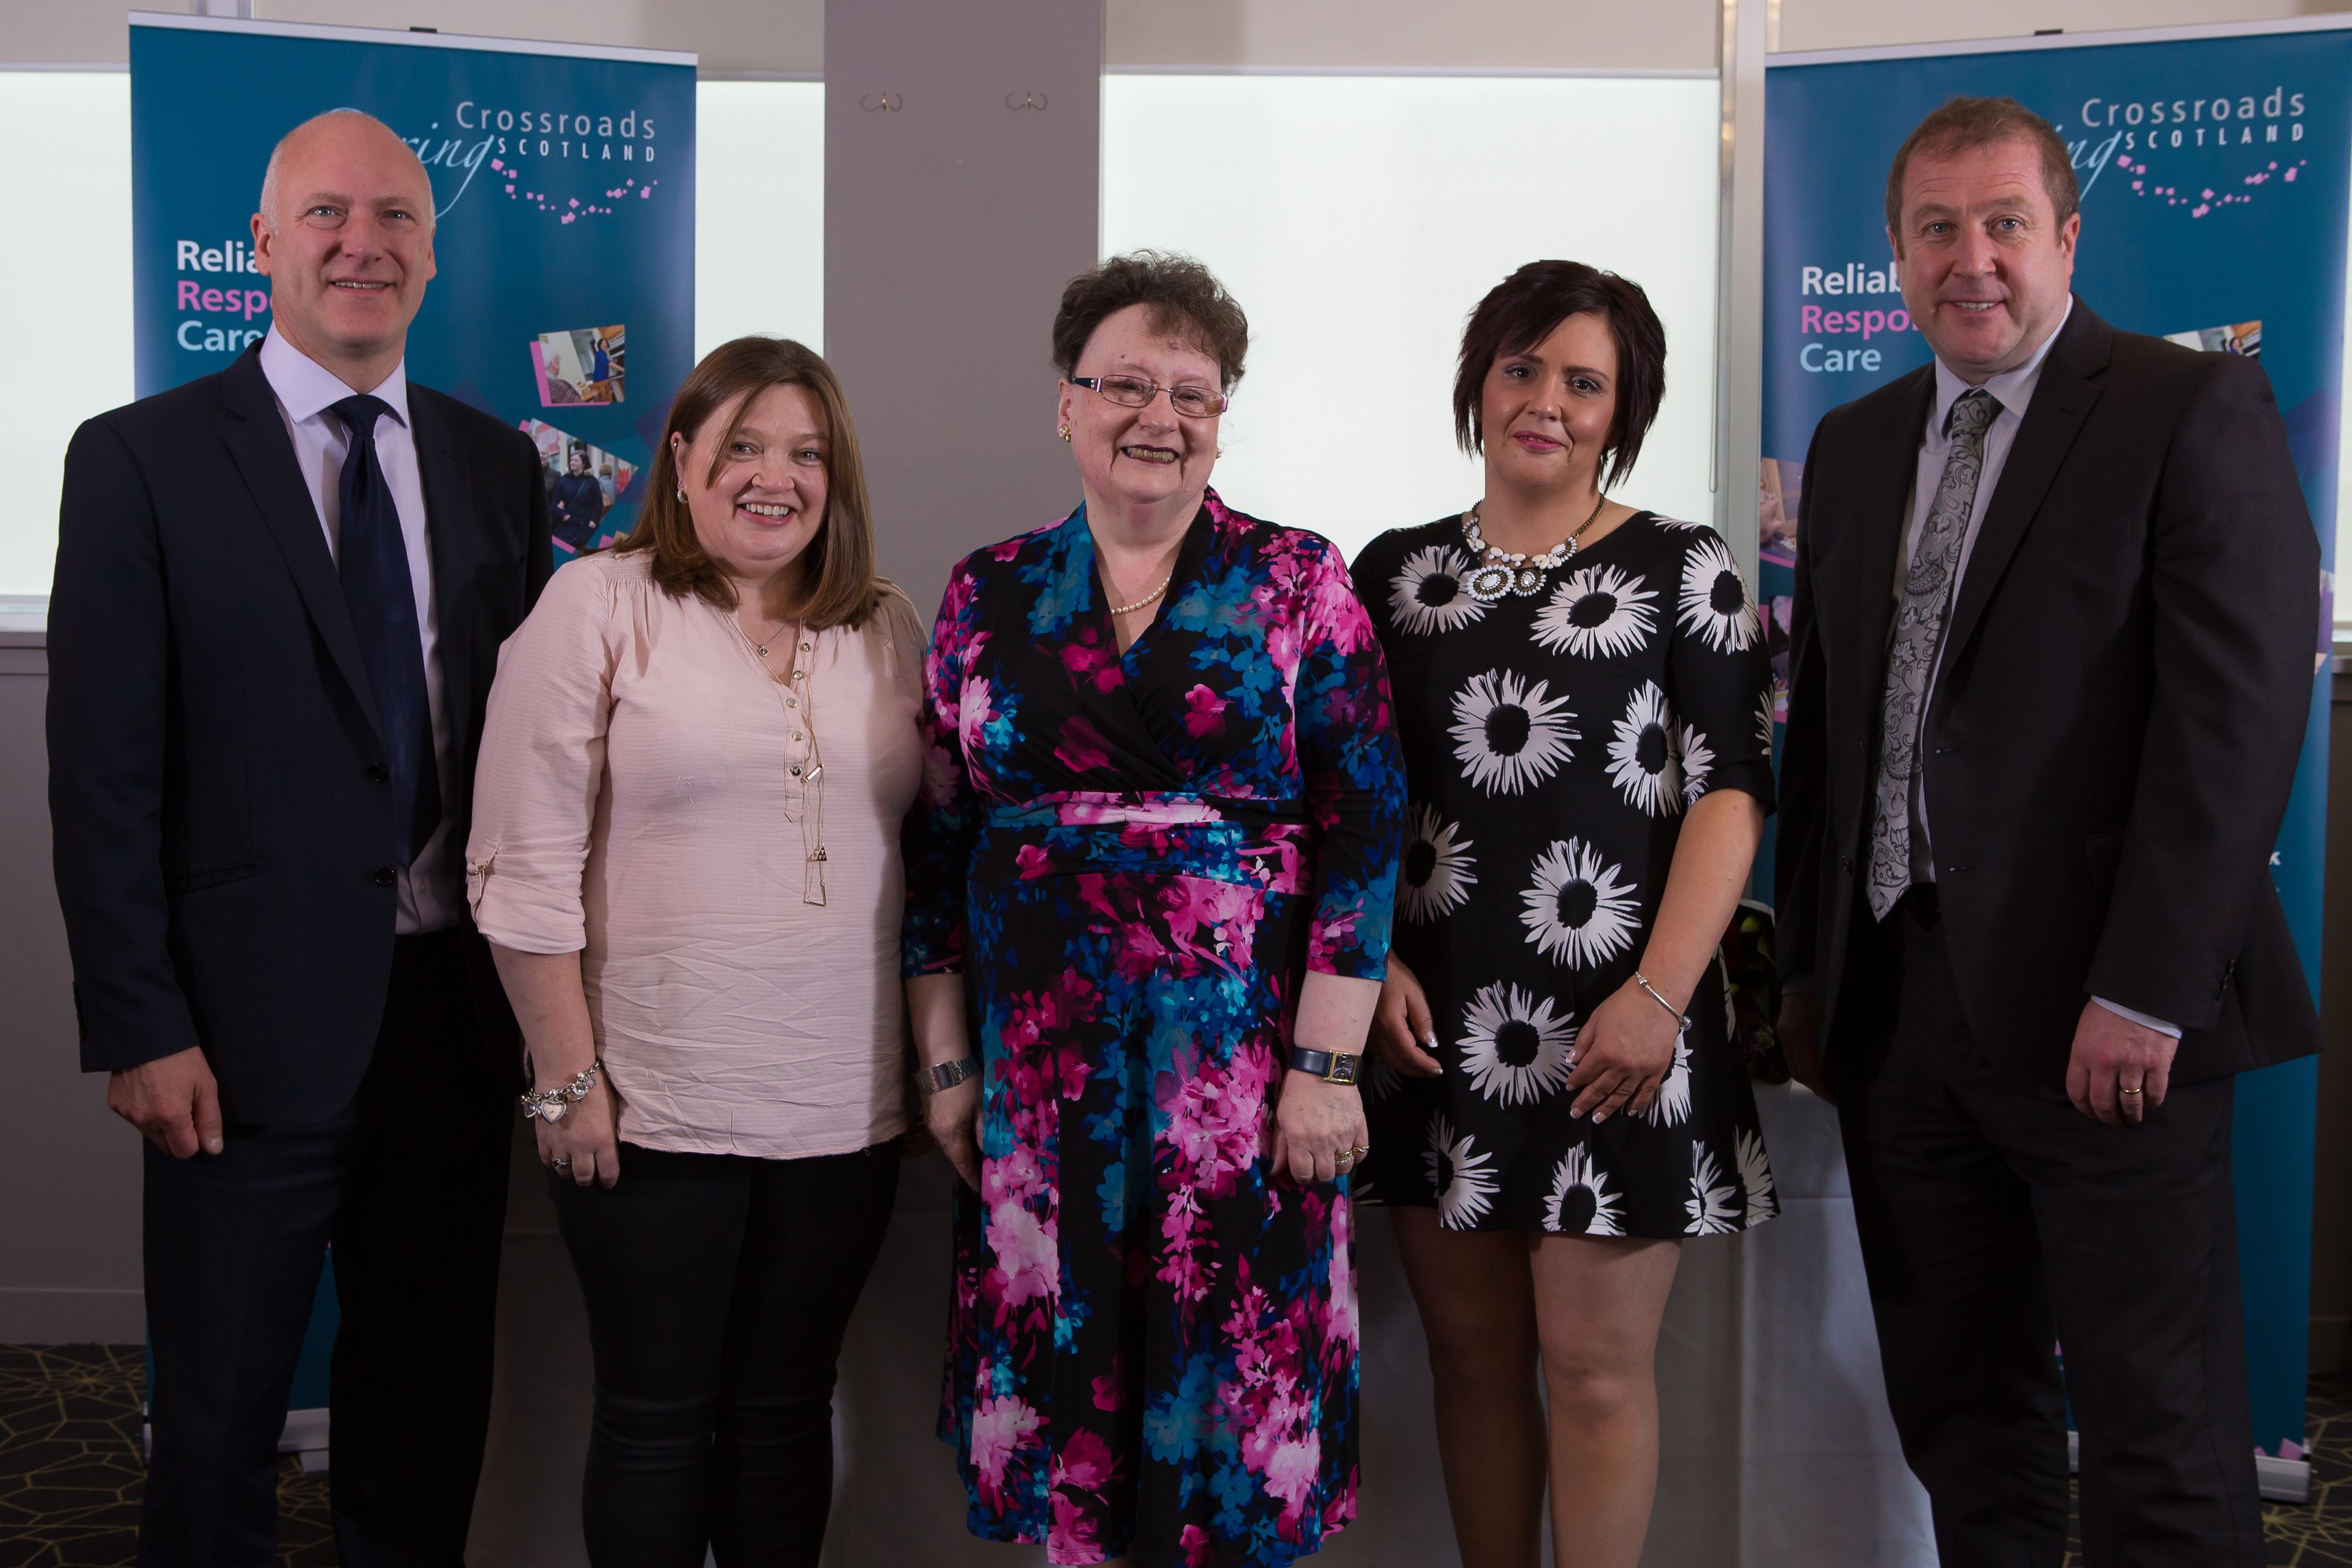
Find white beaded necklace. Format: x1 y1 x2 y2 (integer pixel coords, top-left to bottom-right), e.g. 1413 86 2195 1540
1460 493 1607 603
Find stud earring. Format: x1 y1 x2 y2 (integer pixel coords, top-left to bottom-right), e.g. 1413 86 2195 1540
676 486 687 502
1058 425 1071 442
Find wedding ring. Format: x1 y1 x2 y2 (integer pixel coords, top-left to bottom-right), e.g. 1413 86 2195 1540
2120 1085 2143 1097
1347 1144 1371 1161
552 1156 573 1169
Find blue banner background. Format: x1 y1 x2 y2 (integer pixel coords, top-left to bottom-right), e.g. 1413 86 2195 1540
131 17 695 566
1761 24 2347 1461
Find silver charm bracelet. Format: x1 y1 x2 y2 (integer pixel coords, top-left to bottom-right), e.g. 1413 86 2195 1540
520 1058 605 1123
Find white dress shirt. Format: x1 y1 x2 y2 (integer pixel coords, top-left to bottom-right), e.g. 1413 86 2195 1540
258 326 460 934
1897 299 2173 1037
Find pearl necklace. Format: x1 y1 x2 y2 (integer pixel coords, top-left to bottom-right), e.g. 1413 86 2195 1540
1461 493 1607 603
1108 573 1171 616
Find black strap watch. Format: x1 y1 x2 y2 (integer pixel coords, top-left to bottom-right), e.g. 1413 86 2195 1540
1288 1046 1362 1085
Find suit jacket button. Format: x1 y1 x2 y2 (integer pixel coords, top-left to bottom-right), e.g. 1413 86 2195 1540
370 866 397 888
1839 855 1854 873
367 763 391 783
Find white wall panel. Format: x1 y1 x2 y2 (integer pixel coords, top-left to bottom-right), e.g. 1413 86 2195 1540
0 70 131 601
695 79 823 358
1103 73 1723 565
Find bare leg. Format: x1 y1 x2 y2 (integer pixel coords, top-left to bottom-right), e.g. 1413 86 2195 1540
1392 1206 1547 1568
1527 1233 1681 1568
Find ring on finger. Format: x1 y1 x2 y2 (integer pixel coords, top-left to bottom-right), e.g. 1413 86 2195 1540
2120 1084 2144 1098
552 1155 573 1169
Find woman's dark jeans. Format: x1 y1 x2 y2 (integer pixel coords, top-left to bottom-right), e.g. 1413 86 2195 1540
550 1139 901 1567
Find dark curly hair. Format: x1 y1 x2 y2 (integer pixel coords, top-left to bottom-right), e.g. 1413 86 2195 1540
1051 251 1250 393
1453 261 1667 490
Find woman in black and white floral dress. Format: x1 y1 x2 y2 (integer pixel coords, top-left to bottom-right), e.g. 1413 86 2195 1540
1352 261 1776 1568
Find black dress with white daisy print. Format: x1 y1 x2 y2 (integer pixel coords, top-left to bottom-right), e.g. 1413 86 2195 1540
1352 512 1778 1239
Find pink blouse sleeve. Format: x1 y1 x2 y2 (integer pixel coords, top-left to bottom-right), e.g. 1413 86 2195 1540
465 558 621 954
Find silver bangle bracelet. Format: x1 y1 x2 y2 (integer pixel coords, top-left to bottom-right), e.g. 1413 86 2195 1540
1631 971 1691 1034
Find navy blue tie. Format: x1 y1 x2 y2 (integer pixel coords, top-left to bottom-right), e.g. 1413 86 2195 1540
330 394 441 868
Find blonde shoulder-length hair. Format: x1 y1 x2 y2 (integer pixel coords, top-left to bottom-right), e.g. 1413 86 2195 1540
610 335 883 629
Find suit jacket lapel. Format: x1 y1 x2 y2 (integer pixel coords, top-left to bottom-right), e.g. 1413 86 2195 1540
219 348 386 745
409 391 475 762
1940 302 2110 673
1830 369 1935 717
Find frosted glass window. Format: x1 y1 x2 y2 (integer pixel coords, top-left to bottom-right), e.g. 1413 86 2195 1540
695 79 823 359
1103 73 1723 565
0 70 132 603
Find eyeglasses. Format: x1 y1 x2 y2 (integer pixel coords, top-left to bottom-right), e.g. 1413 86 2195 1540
1071 375 1228 419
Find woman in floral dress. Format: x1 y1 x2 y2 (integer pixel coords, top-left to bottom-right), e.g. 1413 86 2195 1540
902 253 1405 1567
1355 261 1776 1568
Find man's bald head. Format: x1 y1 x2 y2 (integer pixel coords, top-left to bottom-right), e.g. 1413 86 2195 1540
250 107 439 392
258 110 434 235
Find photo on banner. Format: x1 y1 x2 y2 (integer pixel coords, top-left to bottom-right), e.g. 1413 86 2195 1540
523 418 637 556
129 14 695 573
1761 17 2351 1474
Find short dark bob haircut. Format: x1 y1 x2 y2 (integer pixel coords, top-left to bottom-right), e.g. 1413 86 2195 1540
1052 251 1251 393
611 335 883 631
1453 261 1667 490
1885 96 2079 237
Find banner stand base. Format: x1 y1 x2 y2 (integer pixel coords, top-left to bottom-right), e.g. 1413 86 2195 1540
2066 1430 2311 1504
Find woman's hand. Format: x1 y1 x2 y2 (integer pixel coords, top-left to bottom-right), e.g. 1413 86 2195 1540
926 1077 982 1189
1270 1071 1370 1185
536 1074 621 1187
1370 954 1444 1077
1565 979 1681 1123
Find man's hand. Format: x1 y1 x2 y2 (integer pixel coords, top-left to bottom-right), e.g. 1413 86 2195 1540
1777 991 1831 1104
2066 1000 2176 1126
107 1046 223 1158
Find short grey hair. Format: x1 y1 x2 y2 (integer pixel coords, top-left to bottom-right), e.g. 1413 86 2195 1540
257 108 434 232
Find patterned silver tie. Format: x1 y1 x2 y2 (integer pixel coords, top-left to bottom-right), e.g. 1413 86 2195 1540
1867 388 1997 920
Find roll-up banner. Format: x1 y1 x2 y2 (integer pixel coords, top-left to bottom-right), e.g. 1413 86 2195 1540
1761 19 2347 1475
130 12 696 569
126 10 695 1415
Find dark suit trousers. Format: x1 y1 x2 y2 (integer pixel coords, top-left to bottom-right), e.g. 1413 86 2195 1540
1832 888 2261 1568
139 931 513 1568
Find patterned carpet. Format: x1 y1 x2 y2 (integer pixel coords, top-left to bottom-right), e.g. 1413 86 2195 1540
0 1345 331 1568
3 1342 2348 1565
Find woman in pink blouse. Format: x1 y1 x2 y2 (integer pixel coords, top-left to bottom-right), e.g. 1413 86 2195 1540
467 337 923 1567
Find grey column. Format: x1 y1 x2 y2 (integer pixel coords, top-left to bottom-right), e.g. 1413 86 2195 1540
824 0 1102 624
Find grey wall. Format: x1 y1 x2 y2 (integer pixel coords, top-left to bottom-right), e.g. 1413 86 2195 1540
0 636 142 1342
823 0 1101 624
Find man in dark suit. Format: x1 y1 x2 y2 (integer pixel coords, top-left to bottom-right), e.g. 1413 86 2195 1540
49 109 550 1564
1774 97 2320 1566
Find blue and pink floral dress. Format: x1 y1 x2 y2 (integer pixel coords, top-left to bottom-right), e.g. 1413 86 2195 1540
903 490 1405 1567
